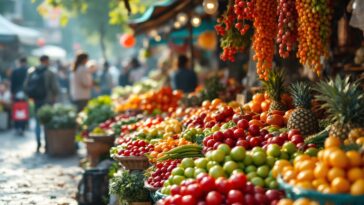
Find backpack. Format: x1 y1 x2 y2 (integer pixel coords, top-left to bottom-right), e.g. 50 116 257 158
24 67 47 100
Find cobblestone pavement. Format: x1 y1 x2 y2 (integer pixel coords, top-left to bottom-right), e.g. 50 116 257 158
0 128 84 205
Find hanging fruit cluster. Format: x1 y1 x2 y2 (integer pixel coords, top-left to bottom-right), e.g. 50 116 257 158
215 0 252 62
252 0 278 80
295 0 332 75
277 0 298 58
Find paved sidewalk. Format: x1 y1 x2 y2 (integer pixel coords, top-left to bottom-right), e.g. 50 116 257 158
0 129 84 205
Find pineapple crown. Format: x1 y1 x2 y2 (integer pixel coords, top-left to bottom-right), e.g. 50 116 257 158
263 68 285 101
314 75 364 126
289 82 313 109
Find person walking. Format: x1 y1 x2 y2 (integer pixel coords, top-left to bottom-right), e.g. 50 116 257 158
98 61 114 95
70 52 93 112
10 57 28 96
24 55 60 152
170 55 198 93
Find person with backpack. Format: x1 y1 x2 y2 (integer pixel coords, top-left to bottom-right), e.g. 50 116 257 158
24 55 60 152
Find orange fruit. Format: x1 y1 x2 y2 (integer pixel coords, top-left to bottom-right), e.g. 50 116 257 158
295 181 314 190
202 100 211 108
324 136 341 148
283 169 297 182
314 162 329 179
297 160 316 171
350 179 364 195
253 93 265 104
313 178 328 188
297 170 315 181
329 149 349 168
249 119 264 127
356 137 364 145
277 199 293 205
266 114 285 127
211 98 222 108
331 177 350 193
261 101 270 112
250 102 262 113
346 151 362 167
260 111 268 123
347 168 364 182
294 154 311 166
327 167 346 182
317 184 330 193
292 198 312 205
317 150 325 161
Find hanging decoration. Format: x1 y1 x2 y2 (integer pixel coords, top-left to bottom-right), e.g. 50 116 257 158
203 0 219 15
37 38 46 47
120 33 136 48
197 31 217 51
277 0 298 58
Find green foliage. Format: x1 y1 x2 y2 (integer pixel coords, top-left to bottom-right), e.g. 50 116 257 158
263 68 286 101
37 104 77 129
78 96 115 131
109 170 150 203
314 75 364 125
289 82 313 109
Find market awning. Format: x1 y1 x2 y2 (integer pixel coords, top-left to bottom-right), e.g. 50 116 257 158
31 45 66 60
0 15 41 46
128 0 202 34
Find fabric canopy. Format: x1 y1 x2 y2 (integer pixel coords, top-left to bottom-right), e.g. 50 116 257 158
0 15 41 45
31 45 66 59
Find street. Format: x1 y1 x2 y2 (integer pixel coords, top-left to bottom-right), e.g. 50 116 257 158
0 127 83 205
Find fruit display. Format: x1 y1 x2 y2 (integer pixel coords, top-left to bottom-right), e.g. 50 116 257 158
116 139 154 157
277 0 297 58
275 136 364 195
146 159 181 189
159 173 284 205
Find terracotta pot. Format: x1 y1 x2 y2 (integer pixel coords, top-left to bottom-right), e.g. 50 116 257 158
85 138 113 167
45 128 76 156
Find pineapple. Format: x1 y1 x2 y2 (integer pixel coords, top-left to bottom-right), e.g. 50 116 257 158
263 69 287 112
287 82 319 136
314 75 364 141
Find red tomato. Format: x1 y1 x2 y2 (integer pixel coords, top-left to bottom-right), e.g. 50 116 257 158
227 190 244 203
229 173 247 190
205 191 223 205
181 195 197 205
215 177 232 194
186 184 202 199
200 176 216 193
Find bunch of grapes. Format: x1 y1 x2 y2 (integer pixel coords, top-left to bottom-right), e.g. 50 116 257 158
296 0 332 74
277 0 297 58
252 0 278 80
215 0 252 62
146 159 181 188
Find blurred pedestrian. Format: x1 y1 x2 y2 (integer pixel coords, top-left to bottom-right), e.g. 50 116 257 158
118 61 130 86
10 57 28 96
98 61 114 95
129 58 146 84
70 52 93 112
170 55 198 93
56 60 70 103
24 55 60 152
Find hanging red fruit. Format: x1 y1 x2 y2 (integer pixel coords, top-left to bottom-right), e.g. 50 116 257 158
252 0 278 80
295 0 332 75
120 33 136 48
276 0 298 58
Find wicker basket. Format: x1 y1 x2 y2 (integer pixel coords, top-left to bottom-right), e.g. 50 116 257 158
114 155 150 170
278 176 364 205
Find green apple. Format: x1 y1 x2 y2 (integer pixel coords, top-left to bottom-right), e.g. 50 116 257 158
209 165 226 178
211 149 226 163
230 146 246 161
224 156 233 162
172 167 184 176
257 165 270 178
251 177 265 187
181 158 195 168
304 147 318 157
269 181 279 189
194 168 207 177
218 144 231 155
243 155 253 165
232 169 244 175
282 142 297 155
194 158 208 169
173 175 185 185
267 144 281 157
247 172 258 180
223 161 238 174
252 151 267 166
184 167 195 178
252 147 264 153
245 165 257 173
266 156 276 168
207 161 219 170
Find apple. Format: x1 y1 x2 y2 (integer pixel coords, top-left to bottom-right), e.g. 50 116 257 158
237 119 249 130
248 124 260 136
223 129 234 139
213 131 224 142
233 128 245 139
288 129 300 139
224 138 236 147
291 134 304 145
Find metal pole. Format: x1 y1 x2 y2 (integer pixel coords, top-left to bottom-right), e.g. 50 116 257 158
188 0 195 71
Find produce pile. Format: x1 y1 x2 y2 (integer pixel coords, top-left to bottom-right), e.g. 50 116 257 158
86 74 364 204
215 0 333 79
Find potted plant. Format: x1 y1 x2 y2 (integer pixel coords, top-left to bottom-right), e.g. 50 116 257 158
37 104 77 156
109 170 150 205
